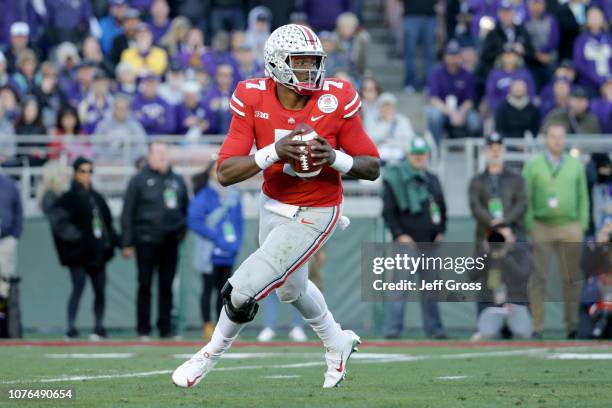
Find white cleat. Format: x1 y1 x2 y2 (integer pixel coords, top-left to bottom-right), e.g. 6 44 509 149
257 327 275 342
323 330 361 388
172 349 219 388
288 326 308 342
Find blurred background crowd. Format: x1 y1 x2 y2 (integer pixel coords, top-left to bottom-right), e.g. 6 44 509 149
0 0 609 167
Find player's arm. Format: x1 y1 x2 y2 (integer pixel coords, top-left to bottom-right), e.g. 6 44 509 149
311 137 380 180
217 128 308 186
217 84 304 186
345 156 380 180
311 104 380 180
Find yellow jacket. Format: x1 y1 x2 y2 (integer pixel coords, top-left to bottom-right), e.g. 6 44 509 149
120 47 168 75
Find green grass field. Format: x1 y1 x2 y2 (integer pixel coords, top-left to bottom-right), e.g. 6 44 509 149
1 342 611 408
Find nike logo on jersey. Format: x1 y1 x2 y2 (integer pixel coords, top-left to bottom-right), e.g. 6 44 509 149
311 115 324 122
299 218 315 225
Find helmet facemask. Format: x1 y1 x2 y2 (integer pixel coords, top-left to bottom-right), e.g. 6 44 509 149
269 51 326 95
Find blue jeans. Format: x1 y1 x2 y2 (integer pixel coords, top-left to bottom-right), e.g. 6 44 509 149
426 106 481 145
403 16 437 89
383 300 446 338
262 292 303 330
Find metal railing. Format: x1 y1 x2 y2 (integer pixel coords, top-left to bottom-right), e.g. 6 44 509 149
1 134 384 218
439 134 612 180
2 134 610 218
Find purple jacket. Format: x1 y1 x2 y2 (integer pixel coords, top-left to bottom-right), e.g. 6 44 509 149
236 61 265 82
176 50 240 81
0 0 45 45
427 63 476 105
590 97 612 134
130 0 152 12
45 0 92 29
58 68 76 96
468 0 497 38
202 51 240 79
0 74 22 96
524 13 560 54
79 95 112 135
486 67 536 112
300 0 353 31
573 32 612 89
66 83 89 108
148 21 170 45
539 79 574 118
174 101 215 135
203 86 232 134
130 93 175 135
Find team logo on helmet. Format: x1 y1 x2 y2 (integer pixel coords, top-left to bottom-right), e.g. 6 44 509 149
264 24 327 95
317 94 338 113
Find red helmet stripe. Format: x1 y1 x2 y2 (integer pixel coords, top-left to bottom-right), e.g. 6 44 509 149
298 24 318 50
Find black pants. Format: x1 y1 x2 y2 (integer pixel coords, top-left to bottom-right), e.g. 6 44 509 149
135 239 179 337
201 265 233 323
67 265 106 332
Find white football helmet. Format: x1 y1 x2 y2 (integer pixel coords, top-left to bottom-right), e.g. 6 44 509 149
264 24 327 95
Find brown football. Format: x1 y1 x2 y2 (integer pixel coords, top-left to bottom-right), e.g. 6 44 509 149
289 123 323 179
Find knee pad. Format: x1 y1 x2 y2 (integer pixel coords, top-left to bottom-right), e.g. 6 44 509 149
221 282 259 324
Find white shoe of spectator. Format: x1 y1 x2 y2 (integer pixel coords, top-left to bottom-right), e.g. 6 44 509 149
257 327 275 342
288 327 308 342
403 86 416 95
138 335 151 342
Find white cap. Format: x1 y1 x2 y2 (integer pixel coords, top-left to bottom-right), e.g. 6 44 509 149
55 42 80 66
182 81 201 94
10 22 30 37
378 92 397 106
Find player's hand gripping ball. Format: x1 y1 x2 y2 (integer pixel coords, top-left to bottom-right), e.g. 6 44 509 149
288 123 324 179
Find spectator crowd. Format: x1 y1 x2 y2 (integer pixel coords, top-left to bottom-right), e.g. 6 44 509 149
394 0 611 144
0 0 369 168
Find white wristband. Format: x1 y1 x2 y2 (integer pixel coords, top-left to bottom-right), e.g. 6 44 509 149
254 143 279 170
330 150 354 174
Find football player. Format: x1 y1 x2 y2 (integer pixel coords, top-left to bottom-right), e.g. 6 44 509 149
172 24 380 389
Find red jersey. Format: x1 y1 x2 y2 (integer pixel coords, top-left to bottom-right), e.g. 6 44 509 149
218 77 380 207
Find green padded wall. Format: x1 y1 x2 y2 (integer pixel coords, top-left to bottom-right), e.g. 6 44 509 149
16 217 562 334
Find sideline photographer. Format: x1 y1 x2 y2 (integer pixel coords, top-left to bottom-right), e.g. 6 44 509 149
471 227 533 339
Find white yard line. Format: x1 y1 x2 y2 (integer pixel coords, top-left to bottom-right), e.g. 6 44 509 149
172 352 319 360
0 362 323 384
45 353 135 359
263 375 301 379
547 353 612 360
437 376 468 380
3 347 611 385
